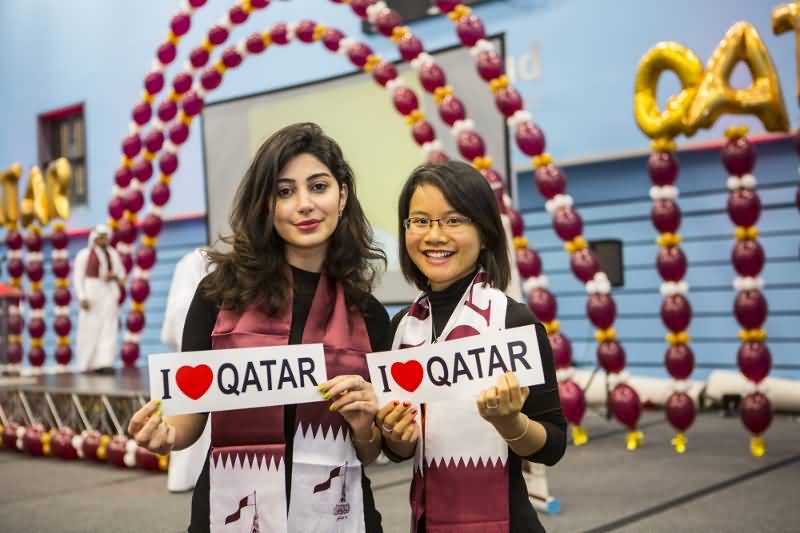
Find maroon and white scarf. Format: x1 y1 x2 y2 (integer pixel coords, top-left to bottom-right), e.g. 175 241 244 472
393 271 510 533
209 272 371 533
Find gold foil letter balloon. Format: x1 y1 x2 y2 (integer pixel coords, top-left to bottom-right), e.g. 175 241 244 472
0 162 22 227
686 22 789 134
21 158 71 226
634 42 704 139
772 2 800 106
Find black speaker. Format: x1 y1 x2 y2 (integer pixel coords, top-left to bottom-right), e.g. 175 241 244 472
588 239 624 287
362 1 501 33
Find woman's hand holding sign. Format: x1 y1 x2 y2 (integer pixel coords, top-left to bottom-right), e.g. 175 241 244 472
320 374 382 464
128 399 176 455
477 371 548 457
376 401 419 459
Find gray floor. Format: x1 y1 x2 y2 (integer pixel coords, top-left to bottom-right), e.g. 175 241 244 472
0 411 797 533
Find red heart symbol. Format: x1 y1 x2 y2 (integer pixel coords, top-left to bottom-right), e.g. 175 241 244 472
175 364 213 400
391 360 424 393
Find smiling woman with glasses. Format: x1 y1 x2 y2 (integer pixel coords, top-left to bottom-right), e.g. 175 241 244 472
375 161 566 533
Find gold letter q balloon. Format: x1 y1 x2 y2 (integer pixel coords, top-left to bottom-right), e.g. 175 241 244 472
634 42 704 140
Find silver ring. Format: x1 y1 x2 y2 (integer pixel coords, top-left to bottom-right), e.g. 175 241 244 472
381 423 394 433
486 399 499 410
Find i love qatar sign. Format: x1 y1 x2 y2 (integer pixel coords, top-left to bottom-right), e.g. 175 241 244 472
366 325 545 404
148 344 328 415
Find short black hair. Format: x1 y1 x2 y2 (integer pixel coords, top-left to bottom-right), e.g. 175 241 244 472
397 161 511 291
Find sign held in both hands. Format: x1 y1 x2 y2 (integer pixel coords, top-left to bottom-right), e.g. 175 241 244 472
366 325 545 405
148 344 328 415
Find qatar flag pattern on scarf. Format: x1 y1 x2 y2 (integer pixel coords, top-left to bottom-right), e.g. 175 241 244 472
393 272 511 533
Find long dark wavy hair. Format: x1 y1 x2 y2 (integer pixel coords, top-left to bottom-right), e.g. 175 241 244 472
203 122 386 315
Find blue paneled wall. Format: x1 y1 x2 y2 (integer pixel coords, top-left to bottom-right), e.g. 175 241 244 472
516 138 800 379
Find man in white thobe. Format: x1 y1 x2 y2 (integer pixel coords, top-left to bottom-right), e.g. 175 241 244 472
72 225 126 373
161 248 212 492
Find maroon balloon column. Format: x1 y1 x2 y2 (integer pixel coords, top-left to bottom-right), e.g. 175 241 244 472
723 128 772 457
51 222 73 367
5 227 25 372
647 141 696 452
24 226 47 369
338 0 589 444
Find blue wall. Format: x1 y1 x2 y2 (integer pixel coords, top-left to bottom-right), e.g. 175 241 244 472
0 1 797 377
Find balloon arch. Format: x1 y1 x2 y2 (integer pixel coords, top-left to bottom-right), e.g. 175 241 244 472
2 0 797 469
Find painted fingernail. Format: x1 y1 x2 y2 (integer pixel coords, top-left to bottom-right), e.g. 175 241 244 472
318 384 326 391
392 401 399 406
322 392 330 400
403 401 411 407
329 404 337 412
410 409 417 415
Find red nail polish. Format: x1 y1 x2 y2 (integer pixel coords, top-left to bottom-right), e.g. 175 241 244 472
403 401 411 407
393 401 399 406
410 409 417 415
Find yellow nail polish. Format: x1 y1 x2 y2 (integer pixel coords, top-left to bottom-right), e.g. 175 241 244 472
318 384 326 391
322 392 330 400
329 404 337 412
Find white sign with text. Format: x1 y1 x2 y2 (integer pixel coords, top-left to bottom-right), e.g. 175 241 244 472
367 325 545 405
148 344 328 415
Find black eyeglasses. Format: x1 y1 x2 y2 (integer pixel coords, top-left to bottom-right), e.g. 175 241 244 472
403 215 472 234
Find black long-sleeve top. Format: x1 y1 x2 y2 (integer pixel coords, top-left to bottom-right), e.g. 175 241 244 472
387 271 567 533
183 267 389 533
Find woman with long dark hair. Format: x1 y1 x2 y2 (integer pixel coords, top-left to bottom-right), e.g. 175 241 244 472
129 122 389 533
377 161 566 533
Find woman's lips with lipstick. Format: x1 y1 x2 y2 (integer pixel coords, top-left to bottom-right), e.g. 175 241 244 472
295 219 320 231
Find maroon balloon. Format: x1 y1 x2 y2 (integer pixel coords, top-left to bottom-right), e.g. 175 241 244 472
456 131 486 160
527 288 557 323
549 332 573 368
722 136 756 176
132 101 151 126
477 51 504 82
221 49 242 70
456 14 485 47
54 345 72 366
50 230 69 250
200 68 222 91
665 344 694 380
587 293 616 329
648 151 678 185
559 381 586 425
398 34 423 61
392 87 418 115
495 87 523 117
481 168 506 210
411 121 435 146
24 231 43 252
131 279 150 302
651 199 681 234
151 183 171 206
269 23 289 45
597 341 625 374
122 342 140 366
121 134 141 159
610 383 641 429
438 96 466 126
322 28 344 52
142 214 163 238
28 290 45 309
54 287 70 306
5 230 23 249
375 8 402 37
570 248 600 283
419 63 446 92
553 207 583 241
159 152 179 175
731 239 765 277
107 435 128 467
372 62 398 87
143 129 164 154
157 99 178 122
117 218 136 244
246 32 265 54
740 392 772 435
136 447 161 471
136 246 156 270
7 314 22 335
656 246 687 281
7 257 24 278
436 0 460 12
7 343 23 364
28 317 46 338
82 431 102 461
3 422 20 449
734 290 767 329
507 208 524 237
53 316 71 337
118 284 127 305
515 122 545 157
126 311 146 333
24 425 45 456
666 392 695 432
428 151 449 164
346 42 373 68
126 189 145 213
120 253 133 274
737 342 771 383
28 346 46 367
53 428 78 460
26 261 44 282
516 247 542 279
661 294 692 332
727 189 761 227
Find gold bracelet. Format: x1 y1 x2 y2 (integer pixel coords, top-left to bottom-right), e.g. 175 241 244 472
353 424 379 445
504 418 530 443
